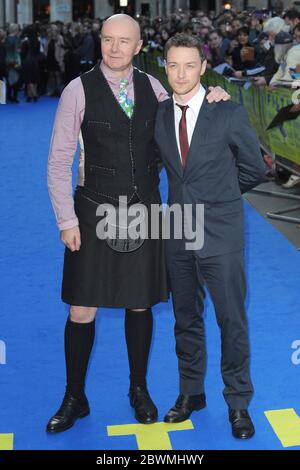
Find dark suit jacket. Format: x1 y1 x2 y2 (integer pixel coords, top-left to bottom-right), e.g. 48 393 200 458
154 89 266 258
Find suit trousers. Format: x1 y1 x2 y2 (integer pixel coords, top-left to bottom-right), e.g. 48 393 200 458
166 247 254 410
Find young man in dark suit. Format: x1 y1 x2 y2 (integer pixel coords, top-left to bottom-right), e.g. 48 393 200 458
155 34 265 439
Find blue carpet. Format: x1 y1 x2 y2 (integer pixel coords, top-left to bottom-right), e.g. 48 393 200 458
0 97 300 450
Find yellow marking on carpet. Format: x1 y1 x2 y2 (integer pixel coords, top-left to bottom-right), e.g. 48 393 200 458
265 408 300 447
107 420 194 450
0 434 14 450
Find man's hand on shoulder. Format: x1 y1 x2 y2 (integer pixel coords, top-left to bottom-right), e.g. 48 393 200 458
207 86 231 103
61 226 81 252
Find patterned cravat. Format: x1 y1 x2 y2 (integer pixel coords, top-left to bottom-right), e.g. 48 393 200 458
118 78 134 118
176 104 189 167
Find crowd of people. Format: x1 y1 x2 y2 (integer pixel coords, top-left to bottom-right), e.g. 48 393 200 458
1 7 300 104
0 20 102 103
141 7 300 87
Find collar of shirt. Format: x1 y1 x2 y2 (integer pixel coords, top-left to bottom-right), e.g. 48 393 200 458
172 84 206 157
100 60 134 87
173 83 206 119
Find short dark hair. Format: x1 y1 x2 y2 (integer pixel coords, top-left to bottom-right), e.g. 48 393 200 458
164 33 206 62
237 26 250 36
284 9 300 21
208 28 224 39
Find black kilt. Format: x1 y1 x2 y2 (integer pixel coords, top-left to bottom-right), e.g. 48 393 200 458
61 187 169 308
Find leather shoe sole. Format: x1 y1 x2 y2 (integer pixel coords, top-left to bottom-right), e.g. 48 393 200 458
46 408 90 434
130 401 158 424
232 425 255 439
164 401 206 423
229 410 255 440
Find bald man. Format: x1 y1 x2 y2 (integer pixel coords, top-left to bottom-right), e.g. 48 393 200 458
47 14 230 433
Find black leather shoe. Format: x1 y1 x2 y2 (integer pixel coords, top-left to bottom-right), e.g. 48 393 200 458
46 393 90 433
129 386 158 424
229 409 255 439
164 394 206 423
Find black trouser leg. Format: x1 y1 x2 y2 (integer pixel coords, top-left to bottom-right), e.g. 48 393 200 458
7 84 13 101
197 251 253 410
125 308 153 388
166 249 207 395
64 317 95 398
13 84 18 101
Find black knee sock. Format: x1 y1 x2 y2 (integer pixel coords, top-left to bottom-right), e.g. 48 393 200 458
64 317 95 399
125 308 153 388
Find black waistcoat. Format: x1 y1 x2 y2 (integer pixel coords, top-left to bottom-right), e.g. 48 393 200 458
80 64 160 204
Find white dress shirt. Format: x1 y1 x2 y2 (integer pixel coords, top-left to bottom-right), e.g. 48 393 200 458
173 84 206 162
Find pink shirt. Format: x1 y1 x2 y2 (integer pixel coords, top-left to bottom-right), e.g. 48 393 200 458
47 61 169 231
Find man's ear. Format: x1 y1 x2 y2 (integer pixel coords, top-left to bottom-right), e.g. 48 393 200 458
200 59 207 76
134 39 144 55
164 59 168 76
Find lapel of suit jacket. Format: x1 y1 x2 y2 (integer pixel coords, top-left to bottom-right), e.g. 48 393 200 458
184 89 217 173
163 98 184 177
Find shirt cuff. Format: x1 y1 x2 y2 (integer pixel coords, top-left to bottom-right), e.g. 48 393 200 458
58 218 79 231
